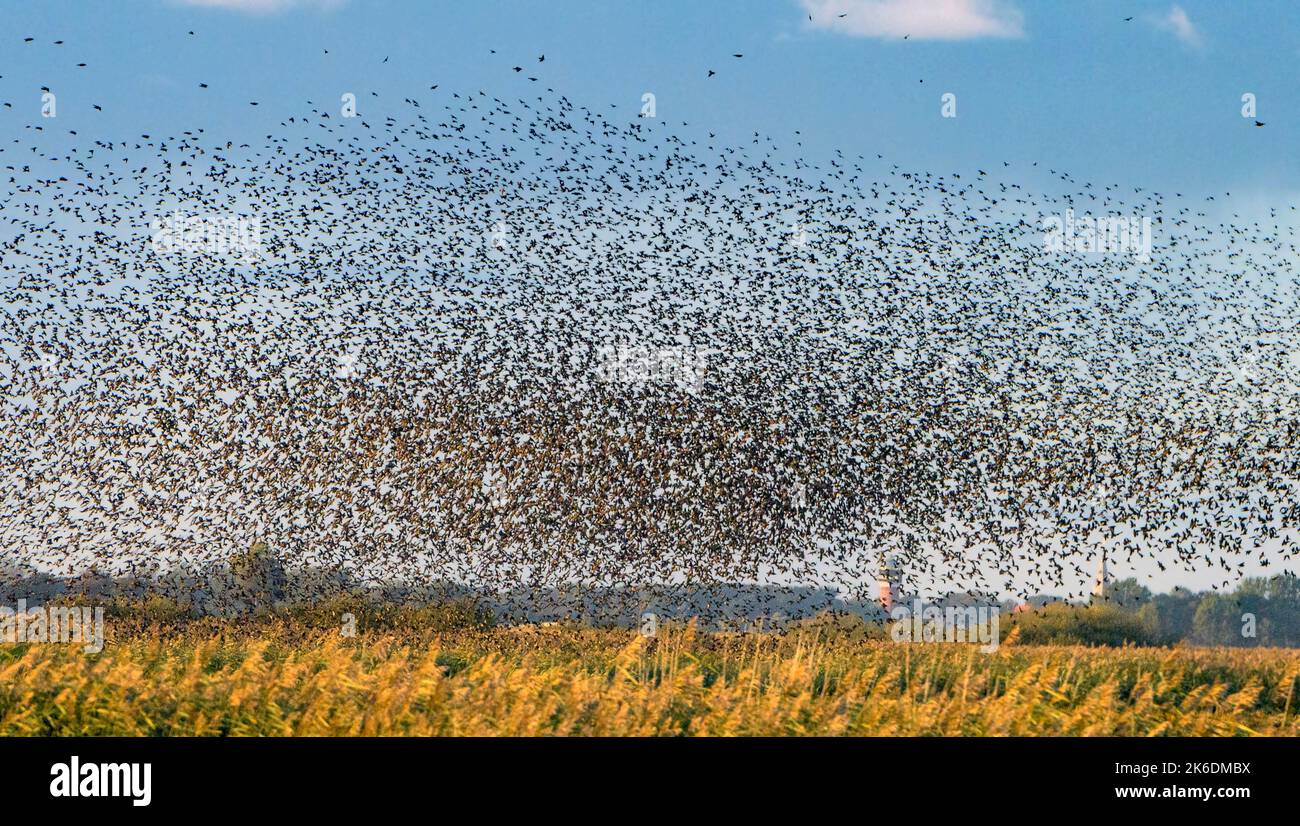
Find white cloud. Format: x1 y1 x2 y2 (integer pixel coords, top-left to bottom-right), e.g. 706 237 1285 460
800 0 1024 41
1149 5 1202 48
173 0 345 12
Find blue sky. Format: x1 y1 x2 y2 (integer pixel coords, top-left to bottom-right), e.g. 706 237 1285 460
2 0 1297 207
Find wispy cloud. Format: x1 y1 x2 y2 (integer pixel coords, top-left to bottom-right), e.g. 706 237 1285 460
1148 4 1202 48
800 0 1024 41
172 0 346 13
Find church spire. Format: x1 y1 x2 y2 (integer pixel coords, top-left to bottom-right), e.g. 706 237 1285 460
878 554 901 611
1092 547 1108 600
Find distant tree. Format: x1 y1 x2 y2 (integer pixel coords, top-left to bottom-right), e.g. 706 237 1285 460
1191 594 1243 646
1235 577 1271 600
1136 602 1167 643
231 540 285 611
1105 577 1152 610
1272 573 1300 604
1233 574 1300 646
1023 593 1065 609
1151 587 1198 642
1008 602 1163 646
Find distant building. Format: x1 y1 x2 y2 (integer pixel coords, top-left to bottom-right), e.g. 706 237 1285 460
1092 549 1109 600
878 554 902 611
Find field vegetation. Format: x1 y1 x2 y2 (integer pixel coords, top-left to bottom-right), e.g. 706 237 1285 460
0 604 1295 736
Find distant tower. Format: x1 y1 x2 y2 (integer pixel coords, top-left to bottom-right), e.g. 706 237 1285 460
1092 548 1108 601
877 554 901 611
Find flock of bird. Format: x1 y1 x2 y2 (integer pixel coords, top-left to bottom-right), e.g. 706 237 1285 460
1 24 1298 616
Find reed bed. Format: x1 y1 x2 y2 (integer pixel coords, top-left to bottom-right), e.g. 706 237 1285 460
0 620 1296 736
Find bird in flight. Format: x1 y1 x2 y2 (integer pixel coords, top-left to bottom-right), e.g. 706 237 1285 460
0 24 1292 627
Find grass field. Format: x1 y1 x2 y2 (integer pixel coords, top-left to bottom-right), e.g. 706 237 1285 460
0 615 1297 736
